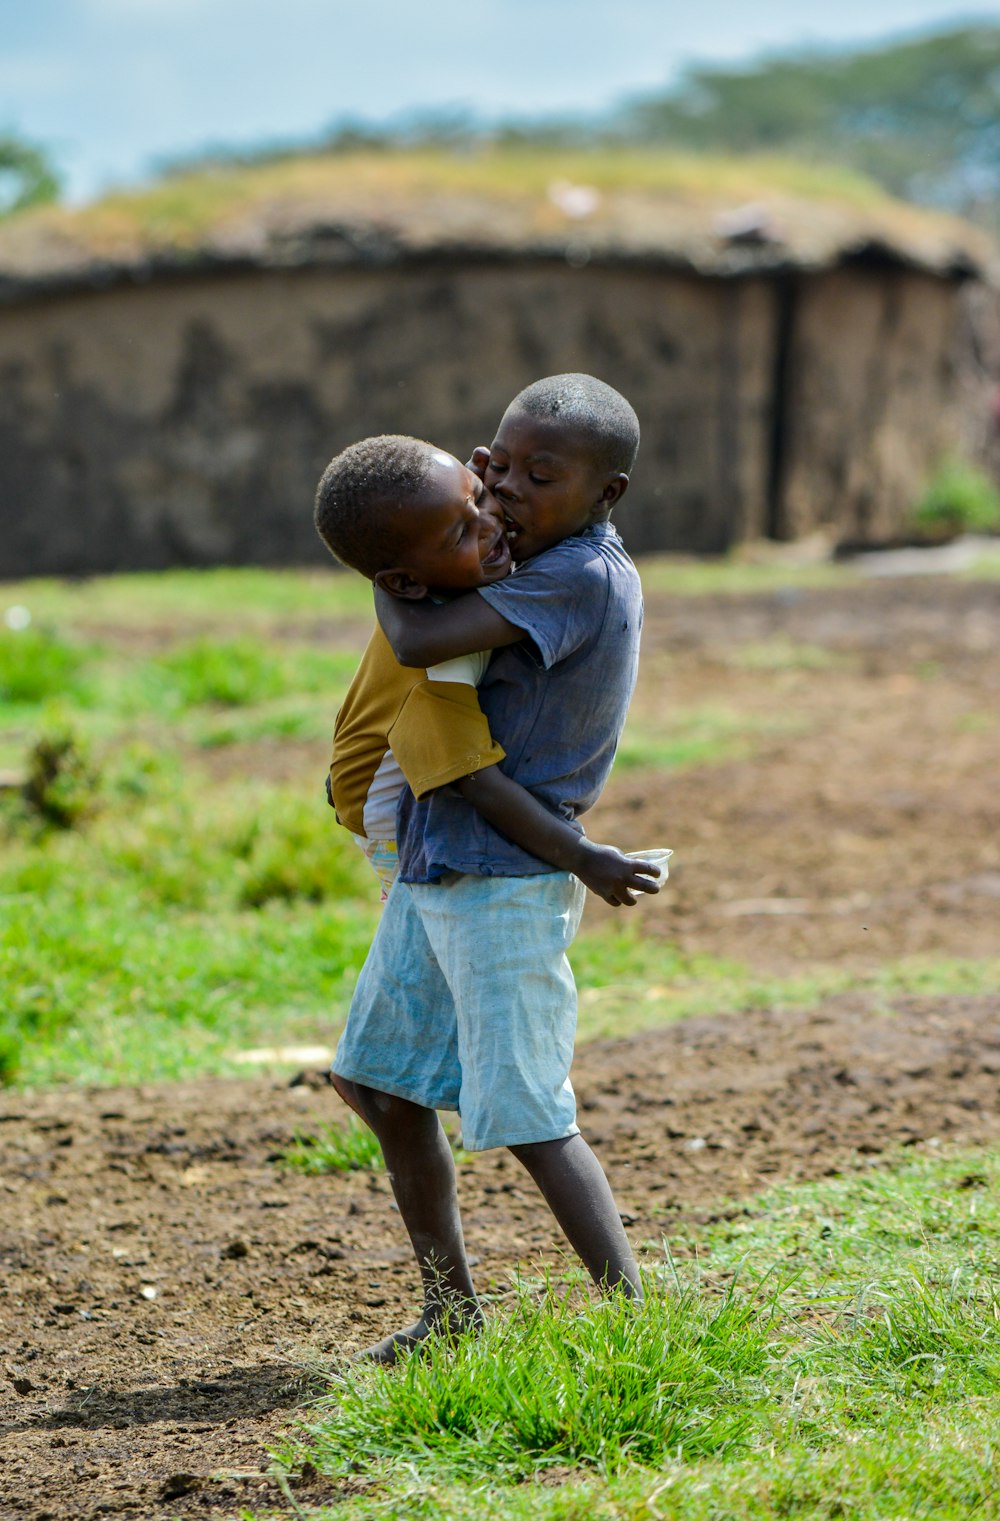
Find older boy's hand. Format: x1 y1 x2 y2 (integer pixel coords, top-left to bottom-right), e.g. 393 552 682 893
573 842 662 907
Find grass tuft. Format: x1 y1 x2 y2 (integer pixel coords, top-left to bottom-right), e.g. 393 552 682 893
292 1273 779 1487
0 625 95 705
276 1157 1000 1519
21 729 100 828
146 637 357 711
279 1119 384 1174
803 1270 1000 1402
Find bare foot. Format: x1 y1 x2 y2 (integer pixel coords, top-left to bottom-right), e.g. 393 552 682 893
355 1305 485 1365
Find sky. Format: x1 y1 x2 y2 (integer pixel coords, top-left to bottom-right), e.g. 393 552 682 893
3 0 1000 203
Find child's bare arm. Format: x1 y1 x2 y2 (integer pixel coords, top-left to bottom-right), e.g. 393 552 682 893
456 765 660 908
375 584 523 668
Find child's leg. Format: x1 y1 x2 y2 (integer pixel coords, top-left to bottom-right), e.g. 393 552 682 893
350 1081 483 1362
332 880 477 1357
330 1072 369 1126
408 874 640 1297
510 1134 643 1298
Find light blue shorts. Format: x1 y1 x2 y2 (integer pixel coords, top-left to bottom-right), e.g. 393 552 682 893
333 871 587 1151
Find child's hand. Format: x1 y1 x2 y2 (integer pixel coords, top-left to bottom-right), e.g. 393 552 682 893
573 841 662 907
466 446 491 481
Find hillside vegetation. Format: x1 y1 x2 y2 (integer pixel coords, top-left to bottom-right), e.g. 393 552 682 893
624 23 1000 226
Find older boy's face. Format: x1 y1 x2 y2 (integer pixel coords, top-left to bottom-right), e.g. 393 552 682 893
393 450 512 593
484 409 619 562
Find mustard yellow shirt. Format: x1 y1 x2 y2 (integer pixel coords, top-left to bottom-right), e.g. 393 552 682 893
329 623 506 839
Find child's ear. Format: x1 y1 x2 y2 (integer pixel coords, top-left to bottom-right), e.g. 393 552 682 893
600 472 629 507
374 568 430 600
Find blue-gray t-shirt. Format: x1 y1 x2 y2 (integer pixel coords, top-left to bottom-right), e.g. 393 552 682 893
396 521 643 882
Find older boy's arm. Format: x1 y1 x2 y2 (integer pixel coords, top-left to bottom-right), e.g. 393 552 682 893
375 584 523 668
456 765 660 908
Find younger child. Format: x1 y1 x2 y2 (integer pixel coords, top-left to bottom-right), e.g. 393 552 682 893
320 376 655 1362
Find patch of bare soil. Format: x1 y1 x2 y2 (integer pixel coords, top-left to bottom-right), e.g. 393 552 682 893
2 575 999 1520
588 578 1000 969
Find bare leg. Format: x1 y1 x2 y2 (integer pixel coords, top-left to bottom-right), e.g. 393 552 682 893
348 1081 483 1362
509 1133 643 1299
330 1072 370 1127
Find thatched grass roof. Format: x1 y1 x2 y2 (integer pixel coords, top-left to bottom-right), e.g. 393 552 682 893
0 148 995 303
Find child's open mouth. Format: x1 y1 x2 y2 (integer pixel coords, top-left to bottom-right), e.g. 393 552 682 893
503 513 521 544
481 532 510 569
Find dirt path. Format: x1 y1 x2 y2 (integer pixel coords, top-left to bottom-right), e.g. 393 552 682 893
2 573 998 1520
3 993 1000 1519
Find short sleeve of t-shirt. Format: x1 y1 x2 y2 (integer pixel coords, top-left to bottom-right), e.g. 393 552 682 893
388 681 506 800
476 539 610 670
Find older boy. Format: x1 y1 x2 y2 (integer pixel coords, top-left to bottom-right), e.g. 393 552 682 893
331 375 649 1362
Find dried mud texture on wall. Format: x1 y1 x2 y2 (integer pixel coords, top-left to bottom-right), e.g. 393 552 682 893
776 267 975 543
0 261 989 577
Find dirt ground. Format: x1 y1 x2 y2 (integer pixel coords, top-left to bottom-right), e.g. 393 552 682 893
2 572 999 1520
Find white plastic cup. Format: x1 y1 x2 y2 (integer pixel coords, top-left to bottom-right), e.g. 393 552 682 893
625 848 673 882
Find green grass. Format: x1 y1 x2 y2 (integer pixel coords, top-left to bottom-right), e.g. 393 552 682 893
664 1146 1000 1286
188 696 337 748
0 625 96 704
290 1272 780 1485
1 567 375 628
279 1118 476 1175
5 564 1000 1520
1 560 996 1087
280 1119 385 1174
5 551 997 648
571 924 1000 1044
0 763 379 1084
616 704 803 772
0 718 997 1084
910 457 1000 539
270 1150 1000 1520
4 741 993 1079
323 1409 1000 1521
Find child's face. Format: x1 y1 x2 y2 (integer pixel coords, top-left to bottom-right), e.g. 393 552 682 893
483 408 626 562
385 449 512 596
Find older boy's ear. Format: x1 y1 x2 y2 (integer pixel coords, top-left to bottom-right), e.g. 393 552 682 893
601 472 630 507
467 446 491 481
374 568 430 601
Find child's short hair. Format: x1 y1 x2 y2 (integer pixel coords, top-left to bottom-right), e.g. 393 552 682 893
314 435 433 578
510 374 640 474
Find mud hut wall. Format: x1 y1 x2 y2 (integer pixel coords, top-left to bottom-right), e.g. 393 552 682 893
954 281 1000 483
777 268 968 542
0 262 776 578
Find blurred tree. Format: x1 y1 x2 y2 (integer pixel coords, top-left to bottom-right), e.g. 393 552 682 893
0 133 61 216
621 25 1000 220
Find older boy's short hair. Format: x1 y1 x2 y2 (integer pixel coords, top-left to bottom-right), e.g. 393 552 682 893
510 374 640 474
314 435 433 579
